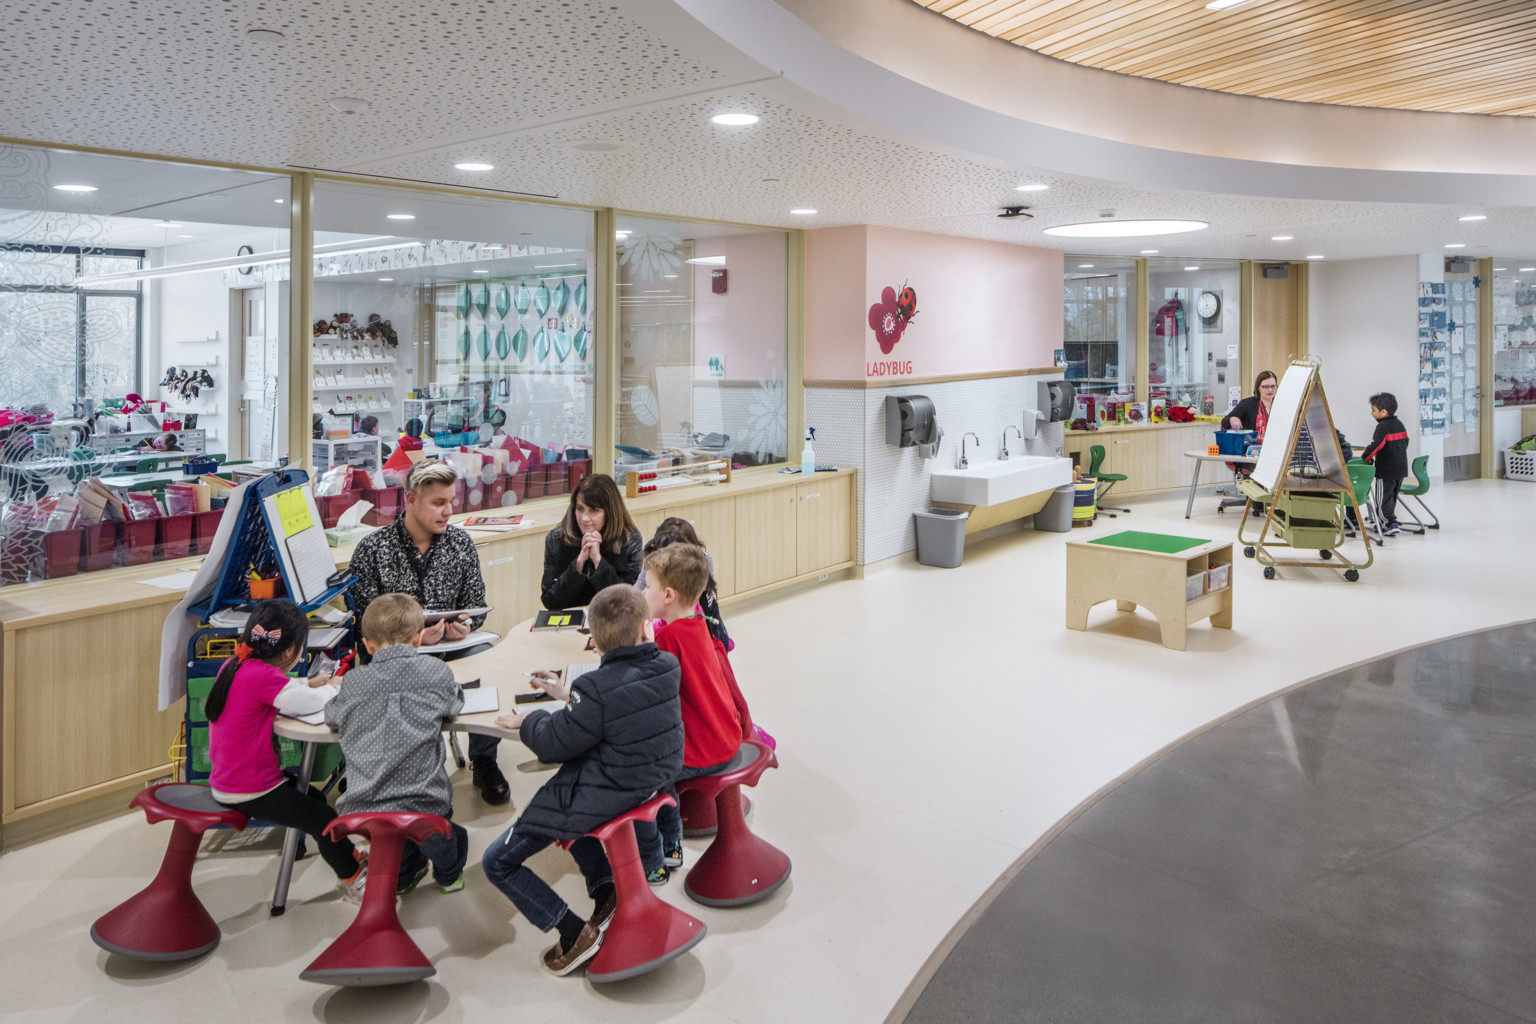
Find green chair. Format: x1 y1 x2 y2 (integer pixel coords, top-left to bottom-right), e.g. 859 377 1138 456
134 457 159 474
1343 460 1382 543
1397 455 1438 531
1088 444 1129 517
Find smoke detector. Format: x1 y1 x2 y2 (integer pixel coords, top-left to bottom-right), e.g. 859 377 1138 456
997 206 1033 220
1099 209 1116 218
328 97 369 115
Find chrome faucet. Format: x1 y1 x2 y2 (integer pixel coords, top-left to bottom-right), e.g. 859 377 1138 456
959 432 980 469
1001 424 1022 459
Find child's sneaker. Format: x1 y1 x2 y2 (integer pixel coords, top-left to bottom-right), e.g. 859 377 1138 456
542 923 602 976
397 863 429 896
338 865 369 905
1385 522 1401 537
646 865 670 886
662 842 684 869
438 874 465 894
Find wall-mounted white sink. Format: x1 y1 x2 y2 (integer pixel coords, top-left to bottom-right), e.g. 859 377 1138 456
930 455 1073 506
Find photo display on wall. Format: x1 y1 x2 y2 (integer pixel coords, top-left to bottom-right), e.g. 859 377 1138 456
1417 281 1450 436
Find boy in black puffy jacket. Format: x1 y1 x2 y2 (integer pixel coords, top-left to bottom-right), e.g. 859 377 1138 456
482 584 683 976
1361 392 1410 536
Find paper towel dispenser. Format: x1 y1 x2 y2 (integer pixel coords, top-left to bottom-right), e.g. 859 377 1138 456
885 394 941 455
1046 380 1076 422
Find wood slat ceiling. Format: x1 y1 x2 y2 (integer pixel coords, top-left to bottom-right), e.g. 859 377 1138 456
916 0 1536 116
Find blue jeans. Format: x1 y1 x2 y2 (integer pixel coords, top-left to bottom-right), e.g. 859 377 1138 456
481 826 611 932
634 758 734 872
397 819 469 888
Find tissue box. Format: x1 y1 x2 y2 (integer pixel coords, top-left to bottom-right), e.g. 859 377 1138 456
325 525 374 547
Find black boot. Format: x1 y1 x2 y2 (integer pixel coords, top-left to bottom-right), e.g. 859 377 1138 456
471 757 511 805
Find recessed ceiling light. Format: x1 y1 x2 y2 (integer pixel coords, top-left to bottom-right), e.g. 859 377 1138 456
1077 264 1094 268
378 277 393 281
386 213 415 220
1495 267 1507 271
685 255 727 266
711 113 759 126
1185 265 1200 271
1271 235 1293 241
1459 214 1487 221
535 263 581 270
177 234 195 239
664 274 679 278
454 162 494 171
1044 219 1208 238
471 269 489 274
53 184 97 193
1521 267 1535 272
790 208 817 216
1445 243 1466 249
246 28 285 43
1307 254 1325 260
152 221 182 228
274 198 285 203
1140 249 1159 254
1016 184 1049 192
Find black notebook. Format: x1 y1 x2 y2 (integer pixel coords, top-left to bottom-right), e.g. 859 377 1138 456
532 608 586 631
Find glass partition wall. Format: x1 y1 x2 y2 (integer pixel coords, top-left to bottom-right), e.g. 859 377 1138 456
1147 257 1240 417
1492 261 1536 407
1063 257 1137 405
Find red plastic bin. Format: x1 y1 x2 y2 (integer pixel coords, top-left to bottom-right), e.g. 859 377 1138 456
117 519 158 566
190 509 223 556
80 521 120 572
544 463 568 496
159 514 195 560
567 458 591 492
362 486 402 526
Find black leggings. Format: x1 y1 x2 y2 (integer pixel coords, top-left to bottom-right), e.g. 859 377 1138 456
221 780 358 879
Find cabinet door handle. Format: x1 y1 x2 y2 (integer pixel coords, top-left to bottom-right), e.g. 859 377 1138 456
488 555 515 566
803 493 820 500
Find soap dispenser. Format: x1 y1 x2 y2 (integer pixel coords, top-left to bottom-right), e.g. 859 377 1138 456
801 427 817 476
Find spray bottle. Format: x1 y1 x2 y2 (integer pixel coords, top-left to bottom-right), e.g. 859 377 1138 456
801 427 817 476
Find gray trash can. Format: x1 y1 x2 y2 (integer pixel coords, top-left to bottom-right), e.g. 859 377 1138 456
914 508 968 568
1035 483 1076 533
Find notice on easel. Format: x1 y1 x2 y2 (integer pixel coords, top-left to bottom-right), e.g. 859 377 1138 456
263 488 336 605
1252 364 1312 491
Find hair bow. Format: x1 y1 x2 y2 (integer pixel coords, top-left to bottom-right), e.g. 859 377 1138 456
251 624 283 643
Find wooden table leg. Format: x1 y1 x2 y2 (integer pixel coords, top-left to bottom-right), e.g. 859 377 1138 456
1116 600 1137 612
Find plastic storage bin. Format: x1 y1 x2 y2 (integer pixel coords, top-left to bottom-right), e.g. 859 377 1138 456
1214 430 1256 456
914 508 968 568
1035 483 1076 532
1505 449 1536 482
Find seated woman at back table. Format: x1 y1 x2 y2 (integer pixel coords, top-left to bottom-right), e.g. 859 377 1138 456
1225 369 1278 440
541 473 644 609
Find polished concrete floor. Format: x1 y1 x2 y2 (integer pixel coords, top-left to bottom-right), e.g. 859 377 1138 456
3 479 1536 1023
906 621 1536 1024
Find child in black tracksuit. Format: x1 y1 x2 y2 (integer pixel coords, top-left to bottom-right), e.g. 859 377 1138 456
1360 392 1410 536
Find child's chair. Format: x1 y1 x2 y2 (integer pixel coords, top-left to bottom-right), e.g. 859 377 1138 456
1344 461 1382 543
1398 456 1439 531
1088 444 1130 517
675 739 790 908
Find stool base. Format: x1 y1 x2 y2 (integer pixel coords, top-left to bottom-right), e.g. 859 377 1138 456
587 922 706 984
299 965 436 987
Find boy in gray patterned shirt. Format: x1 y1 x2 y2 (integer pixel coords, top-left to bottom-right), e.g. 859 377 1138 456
326 593 470 894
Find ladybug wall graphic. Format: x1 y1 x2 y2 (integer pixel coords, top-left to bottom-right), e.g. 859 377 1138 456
896 286 918 322
868 282 919 355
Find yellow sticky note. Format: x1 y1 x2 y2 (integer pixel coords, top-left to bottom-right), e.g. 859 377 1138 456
274 488 315 537
550 614 570 626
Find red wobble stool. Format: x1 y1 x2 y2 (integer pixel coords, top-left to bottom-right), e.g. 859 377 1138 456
91 783 250 961
300 812 451 987
677 739 790 908
679 788 751 838
576 793 708 983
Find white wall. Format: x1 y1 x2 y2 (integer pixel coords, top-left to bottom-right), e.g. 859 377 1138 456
153 239 236 451
1307 256 1435 477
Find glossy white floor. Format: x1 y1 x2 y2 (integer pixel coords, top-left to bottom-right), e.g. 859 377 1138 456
3 479 1534 1024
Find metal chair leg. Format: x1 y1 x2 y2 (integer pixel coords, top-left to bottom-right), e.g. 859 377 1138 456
1096 479 1130 515
448 732 466 769
1403 493 1439 529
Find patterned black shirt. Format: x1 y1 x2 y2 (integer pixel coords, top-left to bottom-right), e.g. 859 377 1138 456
347 516 487 629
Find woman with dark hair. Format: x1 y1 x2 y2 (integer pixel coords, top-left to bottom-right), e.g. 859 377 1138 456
540 473 643 609
1225 370 1279 439
637 516 731 650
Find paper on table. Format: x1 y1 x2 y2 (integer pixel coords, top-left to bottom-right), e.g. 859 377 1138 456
280 708 326 726
460 688 500 715
308 627 348 649
419 629 500 655
566 663 599 686
140 572 198 590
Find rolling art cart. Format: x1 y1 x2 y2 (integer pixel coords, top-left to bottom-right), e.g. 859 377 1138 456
1235 360 1374 582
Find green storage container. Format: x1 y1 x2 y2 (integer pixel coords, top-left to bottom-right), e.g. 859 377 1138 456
189 724 212 776
187 675 216 724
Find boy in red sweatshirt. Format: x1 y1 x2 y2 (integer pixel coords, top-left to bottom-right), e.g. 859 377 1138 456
1360 391 1410 537
634 542 752 883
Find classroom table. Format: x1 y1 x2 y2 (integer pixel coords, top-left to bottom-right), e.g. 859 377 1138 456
267 616 597 914
1182 449 1258 518
1065 530 1234 651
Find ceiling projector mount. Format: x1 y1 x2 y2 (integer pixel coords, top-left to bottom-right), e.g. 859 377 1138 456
998 206 1033 219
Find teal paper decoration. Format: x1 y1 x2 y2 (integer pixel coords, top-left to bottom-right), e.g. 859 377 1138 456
533 282 551 318
495 324 511 360
575 280 587 315
572 325 588 361
494 284 511 319
457 324 472 360
511 325 529 360
476 325 491 361
553 328 571 362
474 283 490 318
456 283 471 319
532 327 550 362
513 282 532 316
553 279 571 316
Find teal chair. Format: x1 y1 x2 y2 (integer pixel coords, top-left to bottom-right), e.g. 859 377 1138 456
1088 444 1129 517
1397 455 1438 531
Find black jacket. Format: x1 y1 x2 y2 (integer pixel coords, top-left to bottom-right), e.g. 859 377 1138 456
512 643 684 840
540 526 643 609
1225 395 1264 433
1361 415 1410 480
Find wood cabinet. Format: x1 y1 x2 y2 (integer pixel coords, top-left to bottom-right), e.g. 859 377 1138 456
631 497 738 599
734 487 798 593
1066 424 1213 498
796 473 855 576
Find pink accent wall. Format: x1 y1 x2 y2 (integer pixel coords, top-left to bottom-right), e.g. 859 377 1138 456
692 231 788 382
803 225 869 380
804 224 1063 380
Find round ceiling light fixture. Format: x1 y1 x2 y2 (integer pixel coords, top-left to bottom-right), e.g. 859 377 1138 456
1459 214 1487 222
1044 219 1207 238
1271 235 1293 241
455 162 494 171
1015 183 1049 192
386 213 416 220
1445 243 1466 249
789 208 817 216
53 184 97 193
711 113 759 126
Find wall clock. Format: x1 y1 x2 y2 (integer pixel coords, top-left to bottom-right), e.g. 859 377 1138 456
236 244 255 275
1197 289 1222 330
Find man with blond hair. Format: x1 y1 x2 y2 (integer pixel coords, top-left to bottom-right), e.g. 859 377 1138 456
347 459 508 804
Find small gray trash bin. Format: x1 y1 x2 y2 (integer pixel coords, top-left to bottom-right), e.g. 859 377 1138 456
914 507 968 568
1035 483 1076 533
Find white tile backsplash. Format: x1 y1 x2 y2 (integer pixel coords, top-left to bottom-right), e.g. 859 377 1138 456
807 374 1066 564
